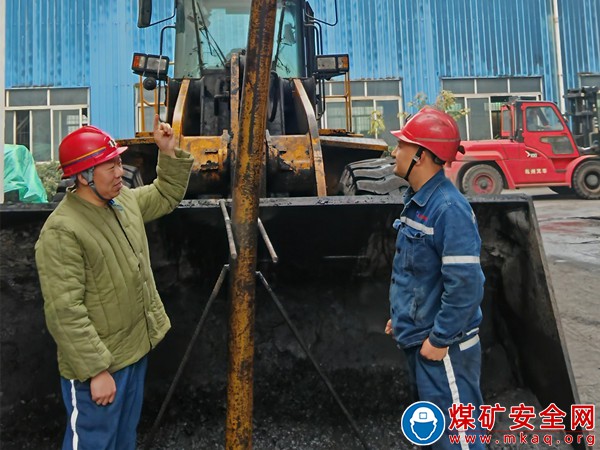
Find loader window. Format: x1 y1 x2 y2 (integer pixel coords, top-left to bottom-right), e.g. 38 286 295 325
179 0 303 77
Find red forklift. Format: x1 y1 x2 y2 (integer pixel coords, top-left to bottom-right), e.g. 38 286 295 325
445 93 600 199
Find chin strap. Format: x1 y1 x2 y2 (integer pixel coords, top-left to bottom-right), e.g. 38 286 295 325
402 147 424 181
80 168 111 203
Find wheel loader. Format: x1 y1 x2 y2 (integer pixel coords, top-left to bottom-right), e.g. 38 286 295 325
0 0 591 448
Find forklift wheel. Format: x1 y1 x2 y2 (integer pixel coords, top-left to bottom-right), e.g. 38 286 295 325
573 159 600 199
461 164 504 196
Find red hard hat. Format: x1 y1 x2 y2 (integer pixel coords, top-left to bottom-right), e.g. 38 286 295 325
59 126 128 178
391 107 463 162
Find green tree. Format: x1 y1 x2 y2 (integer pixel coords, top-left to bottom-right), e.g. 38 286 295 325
36 161 62 201
368 110 386 139
399 90 469 121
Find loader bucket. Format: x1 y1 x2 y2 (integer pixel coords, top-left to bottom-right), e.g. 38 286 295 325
0 195 586 449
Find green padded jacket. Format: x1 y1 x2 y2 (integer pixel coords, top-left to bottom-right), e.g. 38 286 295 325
35 150 193 381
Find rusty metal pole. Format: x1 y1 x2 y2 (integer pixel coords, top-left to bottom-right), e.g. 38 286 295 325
226 0 277 448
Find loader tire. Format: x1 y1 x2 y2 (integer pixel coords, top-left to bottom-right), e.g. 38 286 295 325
338 157 408 197
461 164 503 196
122 164 144 189
572 159 600 199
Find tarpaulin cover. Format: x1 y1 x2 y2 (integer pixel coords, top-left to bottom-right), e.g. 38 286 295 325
3 144 48 203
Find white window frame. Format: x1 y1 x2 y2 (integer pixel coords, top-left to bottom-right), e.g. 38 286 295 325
322 79 403 144
441 77 543 140
5 88 89 161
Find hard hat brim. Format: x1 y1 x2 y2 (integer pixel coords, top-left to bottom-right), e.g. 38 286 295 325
59 145 129 179
391 129 421 147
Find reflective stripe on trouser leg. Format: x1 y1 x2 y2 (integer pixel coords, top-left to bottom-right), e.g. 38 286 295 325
404 339 485 450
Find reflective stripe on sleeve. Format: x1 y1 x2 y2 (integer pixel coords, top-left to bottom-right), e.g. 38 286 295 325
442 255 480 264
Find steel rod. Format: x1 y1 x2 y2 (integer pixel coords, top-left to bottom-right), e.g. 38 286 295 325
220 199 238 260
144 265 229 450
226 0 278 448
257 218 278 263
256 271 372 450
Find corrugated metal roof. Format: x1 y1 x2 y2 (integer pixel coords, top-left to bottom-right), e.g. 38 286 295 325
312 0 600 107
5 0 600 138
560 0 600 87
6 0 174 139
6 0 89 87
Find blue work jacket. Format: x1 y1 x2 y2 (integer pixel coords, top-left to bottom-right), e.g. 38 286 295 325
390 170 485 349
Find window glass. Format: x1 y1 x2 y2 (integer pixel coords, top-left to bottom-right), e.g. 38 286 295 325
510 78 541 93
442 79 475 94
542 136 575 155
330 82 345 96
351 100 375 136
6 89 88 161
467 98 491 140
16 111 30 147
477 78 508 94
501 109 512 135
490 96 510 138
350 81 366 97
324 80 403 136
10 89 47 107
367 80 400 96
32 110 52 161
272 4 304 77
324 102 347 130
450 97 467 141
525 106 564 132
141 85 166 104
135 85 168 132
377 100 401 146
580 75 600 87
5 111 15 143
53 110 81 157
50 89 88 105
139 105 167 131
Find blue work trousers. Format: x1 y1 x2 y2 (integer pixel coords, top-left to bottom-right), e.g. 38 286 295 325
404 336 486 450
60 356 148 450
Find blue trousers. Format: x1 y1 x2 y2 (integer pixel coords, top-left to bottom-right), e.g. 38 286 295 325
404 336 486 450
60 356 148 450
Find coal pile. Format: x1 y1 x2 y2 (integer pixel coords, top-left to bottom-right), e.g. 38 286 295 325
140 363 416 449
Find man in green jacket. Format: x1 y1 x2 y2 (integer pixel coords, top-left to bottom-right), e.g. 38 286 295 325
35 115 193 450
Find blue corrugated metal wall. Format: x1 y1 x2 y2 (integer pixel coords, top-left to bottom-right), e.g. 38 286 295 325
561 0 600 88
5 0 600 137
5 0 174 139
313 0 600 108
6 1 89 87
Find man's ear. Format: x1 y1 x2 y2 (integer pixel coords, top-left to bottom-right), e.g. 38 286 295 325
76 173 89 186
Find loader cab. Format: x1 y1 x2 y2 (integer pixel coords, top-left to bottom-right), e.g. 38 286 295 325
134 0 349 137
172 0 307 79
136 0 337 81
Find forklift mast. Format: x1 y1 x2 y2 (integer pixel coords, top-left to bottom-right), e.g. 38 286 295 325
565 86 600 151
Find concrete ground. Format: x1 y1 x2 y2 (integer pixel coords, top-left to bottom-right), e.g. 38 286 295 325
505 187 600 426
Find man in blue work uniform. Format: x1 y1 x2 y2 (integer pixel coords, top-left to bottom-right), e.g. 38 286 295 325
385 107 487 449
